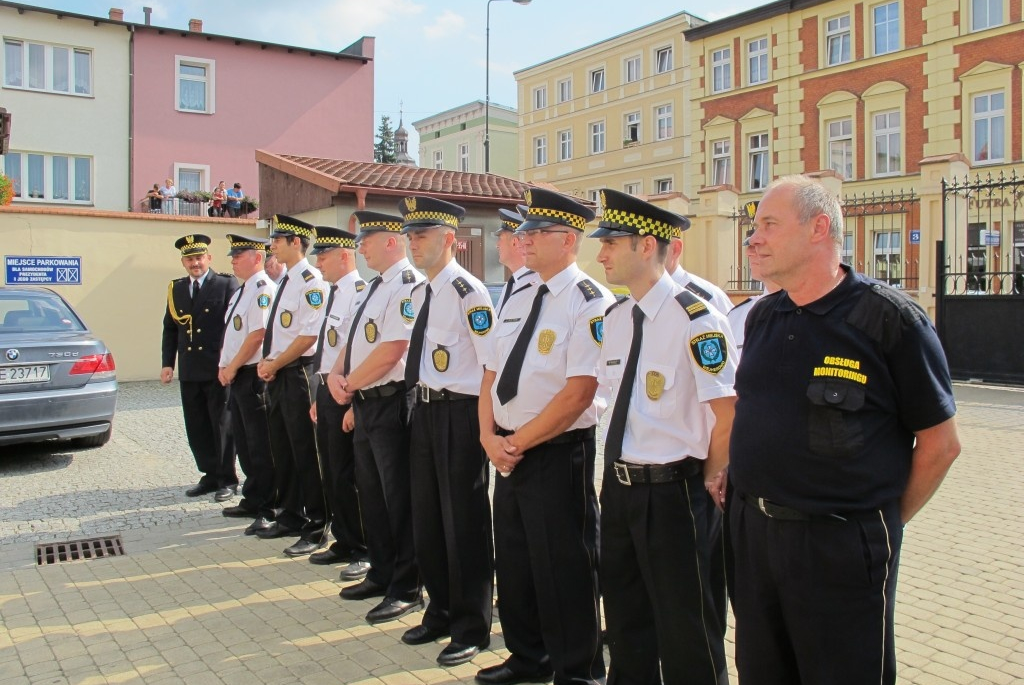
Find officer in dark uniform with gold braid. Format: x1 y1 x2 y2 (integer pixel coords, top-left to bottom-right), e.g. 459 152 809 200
161 234 238 500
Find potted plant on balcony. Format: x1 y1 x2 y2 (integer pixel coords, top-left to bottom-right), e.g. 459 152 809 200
239 196 259 216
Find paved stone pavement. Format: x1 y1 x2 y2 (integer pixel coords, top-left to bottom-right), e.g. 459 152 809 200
0 381 1022 684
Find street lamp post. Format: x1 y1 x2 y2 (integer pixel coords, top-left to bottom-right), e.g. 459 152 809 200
485 0 531 174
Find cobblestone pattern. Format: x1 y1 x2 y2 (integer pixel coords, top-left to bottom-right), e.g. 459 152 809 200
0 382 1021 684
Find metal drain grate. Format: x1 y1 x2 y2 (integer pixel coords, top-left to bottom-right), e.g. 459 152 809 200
36 535 125 566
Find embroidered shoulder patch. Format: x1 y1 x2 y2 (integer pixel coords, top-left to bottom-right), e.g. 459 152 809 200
589 316 604 346
675 291 709 320
306 289 324 309
302 269 315 282
452 276 472 298
355 280 367 292
685 281 712 302
402 269 416 284
468 306 493 335
605 295 628 316
576 279 601 302
400 298 415 321
690 332 727 374
257 294 271 309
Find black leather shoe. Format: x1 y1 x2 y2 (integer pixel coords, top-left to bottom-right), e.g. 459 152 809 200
222 505 256 518
401 624 450 645
438 639 489 667
244 516 274 535
365 596 424 624
185 482 217 497
214 485 238 502
340 560 371 581
309 547 353 565
284 539 323 557
475 662 553 685
339 578 387 601
254 522 298 539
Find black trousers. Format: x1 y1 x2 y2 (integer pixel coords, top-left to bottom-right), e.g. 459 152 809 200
228 366 274 517
352 391 419 600
493 434 604 685
179 378 236 487
314 383 366 558
728 493 902 685
409 397 493 646
706 493 728 635
266 364 326 539
601 470 727 685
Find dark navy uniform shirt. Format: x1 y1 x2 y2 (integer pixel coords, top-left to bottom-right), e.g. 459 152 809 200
729 265 956 514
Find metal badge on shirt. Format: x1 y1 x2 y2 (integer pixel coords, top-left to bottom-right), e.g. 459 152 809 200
646 371 665 400
281 311 293 328
232 315 243 331
365 319 378 343
537 329 556 355
433 346 450 372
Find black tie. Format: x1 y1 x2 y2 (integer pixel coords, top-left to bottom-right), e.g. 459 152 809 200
312 284 338 372
191 279 200 302
343 276 382 376
495 283 549 405
604 304 644 465
499 274 515 310
262 274 289 357
220 284 245 348
404 284 432 388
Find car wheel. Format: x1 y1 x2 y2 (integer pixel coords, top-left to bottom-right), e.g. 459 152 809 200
73 426 112 449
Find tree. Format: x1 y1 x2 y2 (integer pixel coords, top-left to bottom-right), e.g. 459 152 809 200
374 115 397 164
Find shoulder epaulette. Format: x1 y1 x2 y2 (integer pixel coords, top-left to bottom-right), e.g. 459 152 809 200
685 281 713 302
846 281 926 351
576 279 601 302
411 280 427 293
301 269 314 282
256 280 267 288
511 282 533 298
451 276 472 298
402 269 416 284
729 296 753 312
675 290 710 319
606 295 629 316
355 279 367 292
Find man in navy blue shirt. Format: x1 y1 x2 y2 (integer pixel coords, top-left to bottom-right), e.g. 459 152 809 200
728 175 961 685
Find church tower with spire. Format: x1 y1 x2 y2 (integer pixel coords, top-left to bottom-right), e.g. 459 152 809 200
394 102 417 167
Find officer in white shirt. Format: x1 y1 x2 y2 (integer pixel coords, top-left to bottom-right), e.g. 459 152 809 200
494 206 538 317
327 210 425 626
592 189 737 685
666 230 734 315
256 215 329 557
477 188 612 685
306 226 370 576
217 235 277 534
728 203 782 355
397 196 495 666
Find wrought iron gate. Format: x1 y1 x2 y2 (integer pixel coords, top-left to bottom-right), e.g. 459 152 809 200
937 170 1024 384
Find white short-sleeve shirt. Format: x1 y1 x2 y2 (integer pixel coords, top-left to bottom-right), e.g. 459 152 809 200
317 270 367 375
265 258 327 360
220 270 276 368
670 266 734 316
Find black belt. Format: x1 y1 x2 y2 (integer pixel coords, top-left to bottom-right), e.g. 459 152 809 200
356 381 405 399
280 355 315 370
739 492 879 523
495 426 595 447
414 384 476 403
610 458 702 486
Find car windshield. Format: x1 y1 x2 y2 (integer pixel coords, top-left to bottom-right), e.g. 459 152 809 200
0 291 86 333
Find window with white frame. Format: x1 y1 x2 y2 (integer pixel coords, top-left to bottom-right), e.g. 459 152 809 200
655 178 673 194
3 39 92 95
2 151 92 203
825 15 852 65
557 77 572 103
624 112 640 143
590 121 606 154
655 105 673 141
433 150 443 169
748 133 769 191
973 91 1005 163
873 230 902 285
590 68 605 93
971 0 1002 30
534 136 547 166
588 189 601 204
624 182 641 196
711 139 731 186
711 47 732 93
459 144 470 172
748 38 768 85
176 56 215 113
624 56 640 83
655 46 673 74
873 110 901 175
828 118 854 179
841 232 855 266
873 2 899 55
558 129 572 161
533 85 547 110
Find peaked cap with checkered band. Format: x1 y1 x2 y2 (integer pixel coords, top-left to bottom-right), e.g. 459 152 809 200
399 196 465 233
310 226 357 255
225 233 269 256
589 188 690 243
516 187 595 232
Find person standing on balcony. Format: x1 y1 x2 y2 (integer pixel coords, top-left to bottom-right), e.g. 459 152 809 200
159 178 177 215
226 182 244 218
211 181 227 217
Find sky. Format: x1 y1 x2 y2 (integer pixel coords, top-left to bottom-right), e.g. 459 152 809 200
17 0 767 163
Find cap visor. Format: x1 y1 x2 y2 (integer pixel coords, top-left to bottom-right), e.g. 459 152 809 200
517 219 566 232
588 226 633 239
400 222 445 235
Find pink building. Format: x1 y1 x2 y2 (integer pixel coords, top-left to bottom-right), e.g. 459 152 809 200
131 18 373 214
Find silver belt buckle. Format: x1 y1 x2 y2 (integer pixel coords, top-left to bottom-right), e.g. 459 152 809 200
757 497 772 518
613 462 632 486
418 384 430 403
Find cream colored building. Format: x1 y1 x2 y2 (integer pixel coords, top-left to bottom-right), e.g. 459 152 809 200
414 100 519 178
514 11 705 203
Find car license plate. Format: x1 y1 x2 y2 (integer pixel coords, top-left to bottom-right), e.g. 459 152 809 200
0 365 50 385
